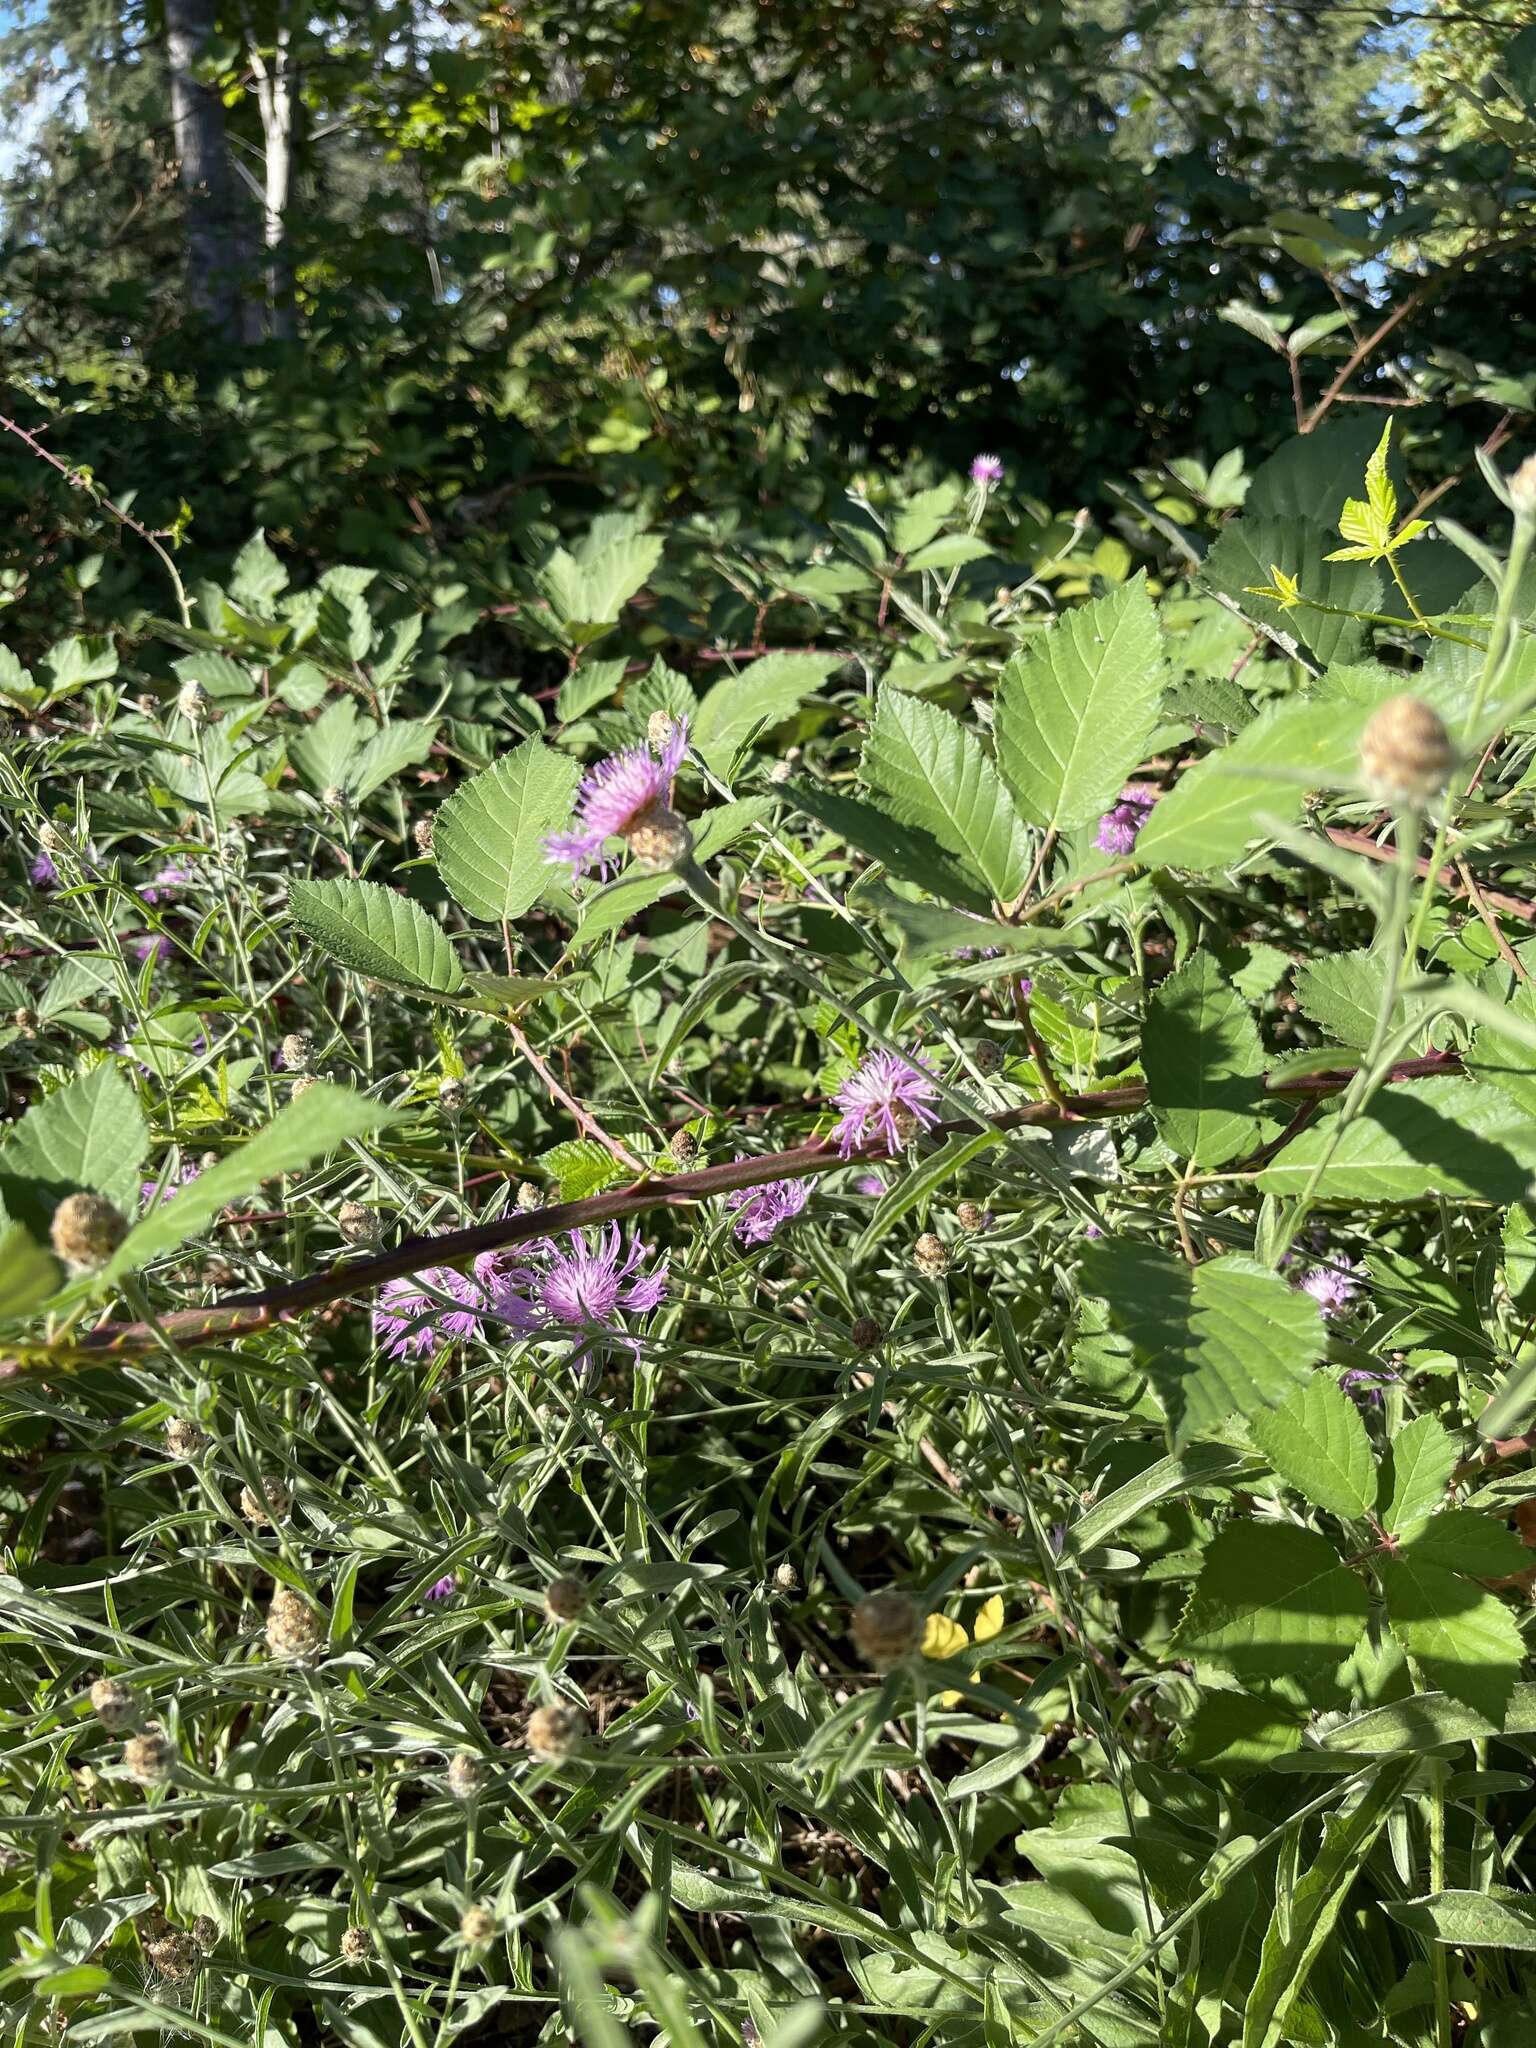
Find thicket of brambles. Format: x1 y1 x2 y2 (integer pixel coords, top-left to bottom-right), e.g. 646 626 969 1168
5 6 1536 2047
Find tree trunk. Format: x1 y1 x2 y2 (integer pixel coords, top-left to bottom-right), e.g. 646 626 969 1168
165 0 243 341
249 27 299 340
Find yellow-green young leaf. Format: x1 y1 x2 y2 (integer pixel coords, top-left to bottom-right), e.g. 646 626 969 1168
534 529 664 633
1249 1375 1375 1520
104 1086 401 1281
1172 1520 1370 1687
1082 1243 1324 1443
1135 700 1368 871
691 650 841 771
1201 514 1382 668
994 572 1164 832
289 877 464 991
1382 1555 1523 1726
861 690 1030 903
1256 1077 1536 1205
0 1063 148 1212
434 740 581 925
540 1139 626 1202
1142 951 1269 1167
0 1220 63 1322
1382 1413 1458 1534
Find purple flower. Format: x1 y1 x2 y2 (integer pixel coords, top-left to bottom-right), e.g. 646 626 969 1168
1094 792 1154 857
29 851 57 889
1083 1221 1103 1240
374 1266 489 1359
970 454 1004 486
831 1050 941 1159
854 1173 887 1198
545 722 688 880
489 1225 668 1377
1300 1258 1362 1320
1017 977 1034 1000
131 934 174 968
140 862 193 906
424 1573 458 1603
1339 1365 1399 1409
140 1160 201 1211
725 1171 814 1246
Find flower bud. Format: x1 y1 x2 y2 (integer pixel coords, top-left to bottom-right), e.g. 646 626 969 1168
956 1201 986 1233
148 1930 200 1981
525 1701 588 1762
913 1233 950 1278
446 1751 485 1802
972 1038 1004 1077
176 679 213 725
49 1191 127 1270
290 1074 321 1099
516 1180 544 1211
850 1314 885 1353
438 1076 467 1116
13 1007 37 1039
413 813 436 855
240 1475 291 1524
1358 695 1454 807
1510 453 1536 518
191 1915 218 1953
459 1905 497 1946
164 1417 206 1461
123 1726 176 1784
340 1926 373 1962
280 1030 315 1074
321 783 348 813
648 709 677 749
338 1200 381 1246
265 1584 323 1660
37 821 71 854
669 1129 699 1164
90 1677 139 1731
623 801 694 872
543 1574 587 1625
772 1561 799 1591
851 1591 922 1671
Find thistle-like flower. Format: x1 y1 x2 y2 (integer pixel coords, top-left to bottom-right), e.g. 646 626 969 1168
373 1267 489 1359
1299 1257 1362 1320
1359 695 1453 807
969 454 1004 486
489 1225 667 1378
545 721 689 880
1094 791 1154 856
525 1702 588 1762
724 1171 814 1246
830 1050 941 1159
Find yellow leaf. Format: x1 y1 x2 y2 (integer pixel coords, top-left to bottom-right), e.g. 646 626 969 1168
921 1613 968 1660
973 1595 1006 1643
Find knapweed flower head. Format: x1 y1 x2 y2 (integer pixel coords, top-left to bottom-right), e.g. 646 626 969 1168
831 1049 941 1159
1339 1364 1400 1409
140 862 192 905
29 849 57 888
724 1169 814 1246
424 1572 458 1603
490 1224 668 1378
141 1159 200 1211
1299 1257 1362 1320
969 453 1004 486
545 720 689 881
373 1265 490 1359
1094 791 1154 856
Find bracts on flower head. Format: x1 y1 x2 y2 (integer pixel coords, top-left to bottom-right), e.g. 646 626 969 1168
545 721 690 881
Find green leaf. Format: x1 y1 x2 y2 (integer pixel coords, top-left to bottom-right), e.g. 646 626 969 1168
786 778 991 913
0 1220 63 1321
434 739 580 925
1467 979 1536 1116
1382 1555 1523 1724
288 878 464 992
1386 1889 1536 1951
1142 951 1268 1167
105 1086 401 1281
1256 1077 1536 1204
1135 700 1368 871
1293 950 1391 1051
995 572 1164 832
1321 1688 1536 1753
692 650 840 771
1064 1444 1253 1559
540 1139 627 1202
1181 1689 1307 1773
535 529 664 635
1382 1414 1458 1534
853 1131 1005 1262
1083 1243 1324 1443
903 533 993 571
1201 513 1383 668
862 691 1030 903
1249 1374 1376 1520
0 1064 148 1212
229 530 289 611
1172 1520 1370 1686
867 893 1072 971
1400 1510 1531 1579
556 656 628 724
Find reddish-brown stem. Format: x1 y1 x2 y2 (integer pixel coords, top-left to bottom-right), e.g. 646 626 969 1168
1326 826 1536 926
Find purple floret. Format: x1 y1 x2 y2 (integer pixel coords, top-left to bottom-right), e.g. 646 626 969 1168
489 1224 668 1378
725 1171 814 1246
831 1050 942 1159
1094 792 1154 857
545 721 688 880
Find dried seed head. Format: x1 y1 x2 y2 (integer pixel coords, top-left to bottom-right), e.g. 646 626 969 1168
290 1074 321 1099
437 1076 467 1116
851 1591 922 1671
526 1702 588 1762
669 1128 699 1164
766 756 793 784
49 1191 128 1270
177 679 213 725
147 1930 200 1982
1510 453 1536 517
321 783 348 812
543 1574 587 1625
1358 695 1454 807
123 1726 176 1784
516 1180 544 1211
340 1925 373 1962
89 1677 138 1731
973 1038 1004 1077
265 1584 323 1660
850 1314 885 1353
280 1030 315 1074
913 1232 950 1278
338 1200 381 1246
623 801 694 872
165 1416 207 1461
13 1007 37 1038
191 1915 218 1953
37 821 71 854
240 1475 291 1524
956 1200 986 1233
648 709 677 748
459 1904 497 1945
772 1561 799 1591
446 1751 485 1802
412 813 436 854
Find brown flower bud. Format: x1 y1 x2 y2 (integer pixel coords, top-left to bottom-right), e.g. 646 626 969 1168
240 1475 291 1524
165 1417 206 1461
850 1315 885 1353
772 1561 799 1591
280 1030 315 1074
459 1905 497 1945
438 1076 467 1115
90 1677 138 1731
338 1200 381 1246
516 1180 544 1211
1358 695 1454 807
413 814 436 855
176 679 213 725
623 802 693 871
340 1925 373 1961
265 1584 323 1660
913 1232 950 1278
12 1007 37 1038
543 1574 587 1625
648 709 677 749
972 1038 1004 1077
851 1591 922 1671
446 1752 485 1801
291 1074 321 1099
669 1129 699 1164
321 783 348 812
526 1702 588 1762
123 1726 176 1784
147 1930 200 1981
191 1915 218 1953
956 1201 986 1232
49 1191 127 1269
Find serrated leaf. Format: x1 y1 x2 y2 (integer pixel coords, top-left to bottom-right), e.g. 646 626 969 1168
1135 700 1368 871
1249 1375 1376 1520
1382 1555 1523 1724
556 656 628 724
0 1065 148 1212
904 534 993 571
288 878 463 991
1082 1244 1324 1442
1201 514 1382 667
540 1139 627 1202
535 531 663 632
0 1220 63 1321
786 778 990 913
1382 1414 1458 1534
1256 1077 1536 1204
692 650 840 771
995 573 1164 833
105 1085 401 1280
1143 951 1268 1167
1293 949 1397 1051
862 691 1030 903
1400 1510 1531 1579
1181 1689 1306 1773
1173 1521 1369 1685
1386 1889 1536 1950
229 531 288 611
434 740 580 925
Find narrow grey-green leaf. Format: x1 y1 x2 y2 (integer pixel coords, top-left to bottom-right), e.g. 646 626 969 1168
434 739 581 924
862 690 1030 902
1143 951 1268 1167
288 878 463 992
1386 1889 1536 1951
